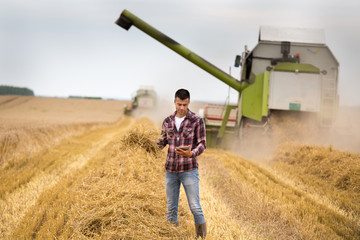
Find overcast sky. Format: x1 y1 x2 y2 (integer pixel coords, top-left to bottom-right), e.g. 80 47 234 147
1 0 359 105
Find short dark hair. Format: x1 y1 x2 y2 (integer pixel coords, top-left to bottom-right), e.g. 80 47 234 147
175 89 190 100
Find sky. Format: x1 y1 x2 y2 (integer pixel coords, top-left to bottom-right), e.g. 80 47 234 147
0 0 360 105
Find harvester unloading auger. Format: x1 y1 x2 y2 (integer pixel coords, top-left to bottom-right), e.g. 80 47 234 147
115 9 339 148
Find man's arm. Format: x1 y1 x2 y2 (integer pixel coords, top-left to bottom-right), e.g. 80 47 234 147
157 121 168 149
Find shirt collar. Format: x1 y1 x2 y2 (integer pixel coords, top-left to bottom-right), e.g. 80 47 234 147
171 109 194 120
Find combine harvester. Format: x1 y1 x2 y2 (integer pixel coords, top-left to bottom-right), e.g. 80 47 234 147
116 10 339 148
124 86 157 116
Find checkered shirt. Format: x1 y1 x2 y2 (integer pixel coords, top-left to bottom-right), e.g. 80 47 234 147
158 109 206 172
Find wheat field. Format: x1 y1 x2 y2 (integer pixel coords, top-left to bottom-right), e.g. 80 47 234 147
1 96 359 239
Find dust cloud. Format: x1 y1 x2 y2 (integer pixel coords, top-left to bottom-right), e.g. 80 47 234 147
129 97 173 127
232 106 360 164
130 98 360 163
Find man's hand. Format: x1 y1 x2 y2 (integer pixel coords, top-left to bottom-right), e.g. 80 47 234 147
175 146 193 158
157 134 167 149
157 138 165 149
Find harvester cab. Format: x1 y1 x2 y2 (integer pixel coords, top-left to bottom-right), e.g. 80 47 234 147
116 10 339 149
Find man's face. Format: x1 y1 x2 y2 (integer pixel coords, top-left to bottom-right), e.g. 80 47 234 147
174 97 189 117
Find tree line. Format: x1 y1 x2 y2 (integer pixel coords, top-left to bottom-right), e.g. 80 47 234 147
0 85 34 96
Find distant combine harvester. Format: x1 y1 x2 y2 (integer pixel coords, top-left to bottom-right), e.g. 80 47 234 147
124 86 157 116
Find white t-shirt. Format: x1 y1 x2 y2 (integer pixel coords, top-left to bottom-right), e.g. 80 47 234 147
175 115 186 131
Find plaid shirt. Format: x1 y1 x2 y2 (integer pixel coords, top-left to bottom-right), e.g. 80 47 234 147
158 109 206 172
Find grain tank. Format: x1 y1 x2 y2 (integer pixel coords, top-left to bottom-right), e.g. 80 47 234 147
115 10 339 148
239 26 339 129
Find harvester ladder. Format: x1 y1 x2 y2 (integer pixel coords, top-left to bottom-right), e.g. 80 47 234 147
320 76 337 127
216 105 237 143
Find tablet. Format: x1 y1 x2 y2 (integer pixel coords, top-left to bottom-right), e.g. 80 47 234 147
176 146 189 150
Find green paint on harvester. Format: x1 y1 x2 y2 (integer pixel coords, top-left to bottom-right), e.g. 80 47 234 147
241 71 269 122
274 63 320 73
289 103 301 110
217 105 237 139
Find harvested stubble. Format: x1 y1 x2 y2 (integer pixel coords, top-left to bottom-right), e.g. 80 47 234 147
271 142 360 221
203 148 360 239
0 122 116 201
9 113 360 239
0 122 104 167
68 120 193 239
12 118 196 239
202 150 309 239
2 119 133 239
0 95 130 167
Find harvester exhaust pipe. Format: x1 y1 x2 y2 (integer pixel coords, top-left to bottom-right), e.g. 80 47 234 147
115 9 250 93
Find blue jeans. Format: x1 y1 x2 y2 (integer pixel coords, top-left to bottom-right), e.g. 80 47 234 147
165 168 206 224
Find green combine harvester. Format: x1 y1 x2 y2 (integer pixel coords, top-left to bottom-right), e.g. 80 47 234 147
124 86 157 116
116 10 339 148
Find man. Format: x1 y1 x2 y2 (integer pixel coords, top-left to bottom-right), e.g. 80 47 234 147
157 88 207 238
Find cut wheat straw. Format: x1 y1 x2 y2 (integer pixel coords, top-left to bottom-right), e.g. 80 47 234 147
66 120 193 239
119 119 161 157
271 142 360 220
